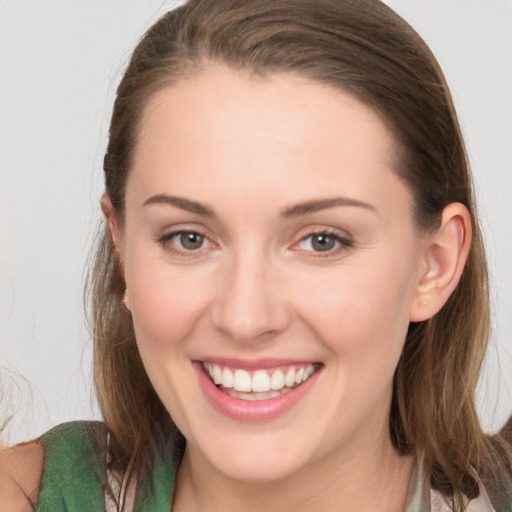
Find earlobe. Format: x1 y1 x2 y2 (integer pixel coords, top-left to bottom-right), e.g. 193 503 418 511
100 193 123 259
122 289 130 310
409 203 472 322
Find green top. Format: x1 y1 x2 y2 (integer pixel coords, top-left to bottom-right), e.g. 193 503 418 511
34 421 176 512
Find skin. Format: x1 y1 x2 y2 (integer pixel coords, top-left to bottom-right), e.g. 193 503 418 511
104 66 471 511
0 441 44 510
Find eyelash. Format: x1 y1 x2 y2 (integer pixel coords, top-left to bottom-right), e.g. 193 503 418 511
157 228 353 258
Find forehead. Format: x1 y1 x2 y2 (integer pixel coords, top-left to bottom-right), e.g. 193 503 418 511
128 66 410 218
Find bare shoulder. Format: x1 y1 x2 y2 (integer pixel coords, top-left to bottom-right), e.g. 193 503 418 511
0 441 45 511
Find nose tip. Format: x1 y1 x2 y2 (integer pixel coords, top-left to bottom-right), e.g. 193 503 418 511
209 267 291 344
214 314 275 343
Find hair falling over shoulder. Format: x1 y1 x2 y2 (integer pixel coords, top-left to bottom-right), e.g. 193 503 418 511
86 0 512 508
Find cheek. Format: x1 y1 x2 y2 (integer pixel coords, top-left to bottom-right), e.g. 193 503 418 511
124 246 214 351
124 251 214 426
290 253 417 362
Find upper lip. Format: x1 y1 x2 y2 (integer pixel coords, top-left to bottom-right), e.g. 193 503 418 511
196 357 320 371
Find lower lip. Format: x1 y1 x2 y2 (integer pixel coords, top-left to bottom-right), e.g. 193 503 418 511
194 361 321 422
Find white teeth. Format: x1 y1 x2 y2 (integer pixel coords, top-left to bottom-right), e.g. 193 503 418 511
225 389 282 401
270 369 285 390
285 368 295 387
233 369 252 392
304 364 315 380
252 371 271 392
212 365 222 385
202 362 318 395
222 367 234 388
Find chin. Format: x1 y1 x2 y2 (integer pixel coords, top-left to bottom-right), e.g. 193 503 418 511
205 445 311 484
182 417 329 485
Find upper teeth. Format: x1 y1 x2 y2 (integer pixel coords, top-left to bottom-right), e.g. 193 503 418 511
203 363 316 392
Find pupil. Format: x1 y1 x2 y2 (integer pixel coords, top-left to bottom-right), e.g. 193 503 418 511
312 234 335 252
181 232 203 250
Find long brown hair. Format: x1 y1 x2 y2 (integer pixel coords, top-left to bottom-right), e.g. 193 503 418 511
87 0 511 507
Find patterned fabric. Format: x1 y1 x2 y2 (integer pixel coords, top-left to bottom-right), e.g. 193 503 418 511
33 421 511 511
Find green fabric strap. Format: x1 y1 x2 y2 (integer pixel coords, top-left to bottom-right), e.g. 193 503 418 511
134 446 176 512
34 421 176 511
34 421 107 512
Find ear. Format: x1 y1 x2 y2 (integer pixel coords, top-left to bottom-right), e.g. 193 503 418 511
409 203 472 322
100 192 124 264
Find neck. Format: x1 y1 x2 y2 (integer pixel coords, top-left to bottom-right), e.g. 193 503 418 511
173 430 414 512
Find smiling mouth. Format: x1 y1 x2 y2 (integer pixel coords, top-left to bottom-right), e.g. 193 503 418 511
201 362 322 401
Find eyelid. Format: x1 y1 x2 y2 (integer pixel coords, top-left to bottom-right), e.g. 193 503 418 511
294 225 353 242
157 222 214 240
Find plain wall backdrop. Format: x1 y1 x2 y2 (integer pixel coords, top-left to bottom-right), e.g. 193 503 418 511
1 1 511 444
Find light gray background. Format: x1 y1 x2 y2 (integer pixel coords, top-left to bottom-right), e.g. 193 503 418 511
1 1 511 444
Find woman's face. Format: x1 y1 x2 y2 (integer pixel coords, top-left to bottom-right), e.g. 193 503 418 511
120 67 428 482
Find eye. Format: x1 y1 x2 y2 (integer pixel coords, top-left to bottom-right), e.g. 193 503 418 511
176 231 206 250
296 231 353 255
159 230 213 254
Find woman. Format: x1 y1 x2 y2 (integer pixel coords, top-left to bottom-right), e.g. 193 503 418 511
1 0 511 510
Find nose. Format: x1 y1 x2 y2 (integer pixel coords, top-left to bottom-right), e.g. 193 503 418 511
209 249 291 344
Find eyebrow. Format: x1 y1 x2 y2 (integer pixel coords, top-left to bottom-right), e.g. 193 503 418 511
142 194 375 218
143 194 215 217
280 197 376 217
